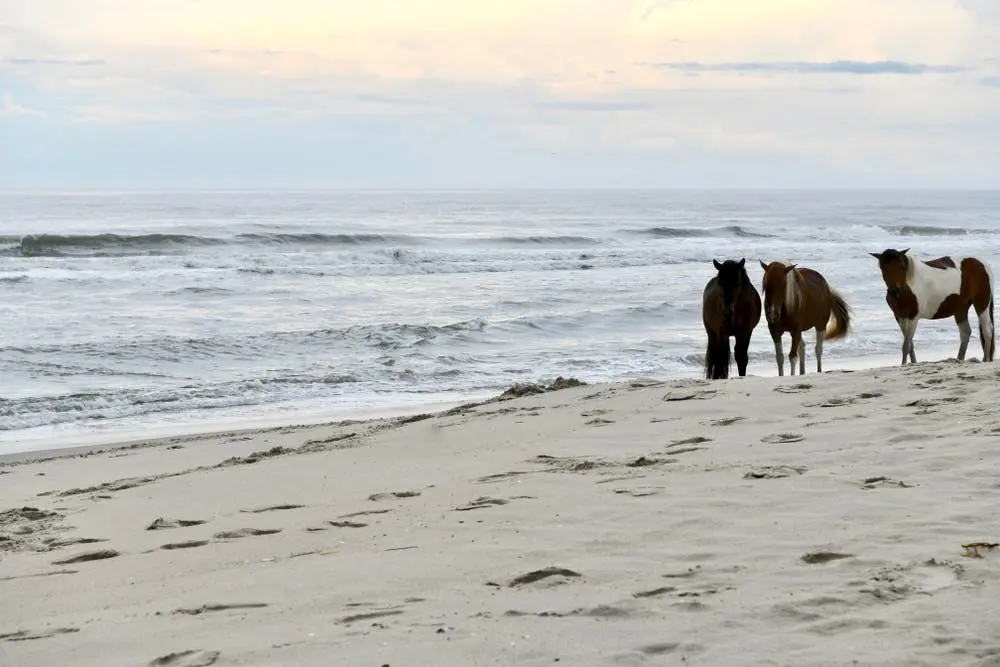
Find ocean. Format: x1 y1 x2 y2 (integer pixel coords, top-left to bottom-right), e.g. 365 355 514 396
2 189 999 453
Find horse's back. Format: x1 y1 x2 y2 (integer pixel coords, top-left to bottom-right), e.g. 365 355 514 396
798 267 831 294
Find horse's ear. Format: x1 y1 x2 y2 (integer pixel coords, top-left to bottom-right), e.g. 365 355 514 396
784 264 797 273
869 252 882 261
759 260 768 271
738 258 745 268
900 248 910 256
713 259 722 271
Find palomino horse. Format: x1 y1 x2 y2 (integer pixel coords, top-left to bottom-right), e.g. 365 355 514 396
702 258 762 380
869 248 995 364
759 261 851 375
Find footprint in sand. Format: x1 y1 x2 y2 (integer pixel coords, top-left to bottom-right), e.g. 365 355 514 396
703 416 745 427
52 549 119 565
614 487 661 498
339 508 391 519
339 608 405 624
585 417 615 427
861 476 915 490
625 456 672 468
507 567 583 588
240 504 305 514
45 537 107 549
173 603 268 616
632 586 677 598
505 604 631 619
476 471 531 483
662 390 717 402
0 569 78 582
329 520 368 528
774 383 813 394
530 455 611 473
801 551 853 565
669 436 711 447
0 627 79 642
160 540 210 551
861 559 963 602
454 497 509 512
148 650 220 667
744 465 807 480
761 433 805 444
368 491 421 502
213 528 282 539
147 518 207 531
664 445 705 456
664 438 710 457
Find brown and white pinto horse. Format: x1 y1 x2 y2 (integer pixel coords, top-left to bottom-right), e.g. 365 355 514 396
869 248 995 365
759 261 852 375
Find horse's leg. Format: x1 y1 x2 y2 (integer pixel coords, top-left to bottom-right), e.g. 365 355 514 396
734 330 751 377
898 318 918 365
798 332 806 375
955 309 971 361
977 304 994 362
770 329 785 377
896 317 909 365
814 325 825 373
789 330 803 376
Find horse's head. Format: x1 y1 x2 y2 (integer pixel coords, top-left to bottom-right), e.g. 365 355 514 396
712 258 747 319
759 260 796 324
869 248 910 300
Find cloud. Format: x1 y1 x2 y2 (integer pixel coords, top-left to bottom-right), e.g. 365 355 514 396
0 91 44 117
640 0 691 21
533 100 651 112
639 60 971 75
5 56 106 66
1 0 999 187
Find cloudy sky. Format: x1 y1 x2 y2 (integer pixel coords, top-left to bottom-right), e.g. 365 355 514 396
2 0 999 188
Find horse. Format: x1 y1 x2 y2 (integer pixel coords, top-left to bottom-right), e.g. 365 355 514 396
702 258 762 380
869 248 995 365
759 260 851 376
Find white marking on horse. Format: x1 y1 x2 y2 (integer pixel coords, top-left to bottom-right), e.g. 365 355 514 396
906 253 963 319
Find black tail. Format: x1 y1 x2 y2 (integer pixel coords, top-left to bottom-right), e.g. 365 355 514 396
704 335 731 380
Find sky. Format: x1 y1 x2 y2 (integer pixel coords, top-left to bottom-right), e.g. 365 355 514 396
1 0 999 189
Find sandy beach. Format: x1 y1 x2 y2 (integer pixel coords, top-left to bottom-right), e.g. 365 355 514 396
3 360 1000 667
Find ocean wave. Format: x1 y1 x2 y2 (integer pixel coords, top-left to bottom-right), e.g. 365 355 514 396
0 373 360 431
166 286 234 296
1 302 680 368
881 224 985 237
4 231 604 258
6 232 429 257
633 225 773 239
12 233 216 257
475 235 600 246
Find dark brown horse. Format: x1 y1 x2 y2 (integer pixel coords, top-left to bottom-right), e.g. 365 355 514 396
869 248 994 364
702 258 762 380
759 260 851 375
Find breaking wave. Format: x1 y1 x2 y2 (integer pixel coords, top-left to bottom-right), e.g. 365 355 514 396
633 225 773 239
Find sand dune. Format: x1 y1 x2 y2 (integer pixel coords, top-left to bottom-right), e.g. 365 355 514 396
2 361 1000 666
